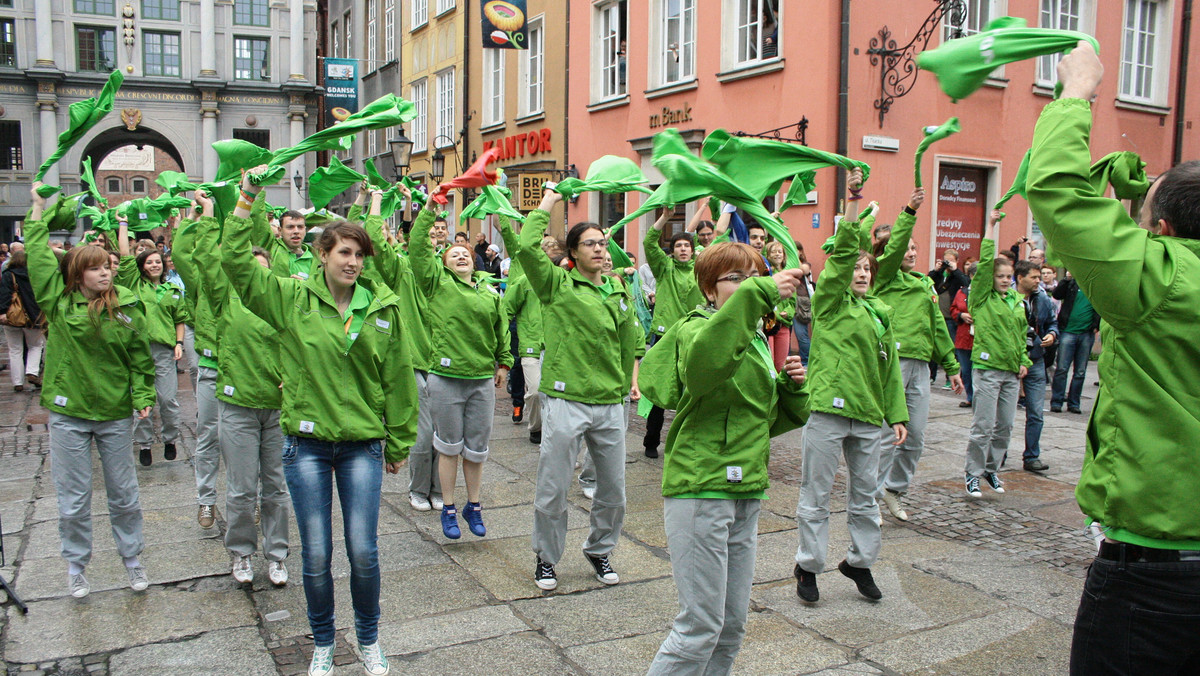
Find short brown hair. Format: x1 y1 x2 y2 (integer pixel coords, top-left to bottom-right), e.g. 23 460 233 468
694 242 767 301
313 221 374 257
861 251 880 287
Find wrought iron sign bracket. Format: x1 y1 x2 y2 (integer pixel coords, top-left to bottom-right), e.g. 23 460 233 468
867 0 966 128
735 117 808 146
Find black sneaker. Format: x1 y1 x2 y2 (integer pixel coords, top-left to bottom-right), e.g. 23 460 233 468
512 405 523 423
1050 405 1062 413
139 448 152 466
1068 406 1082 414
530 430 541 445
838 560 882 600
586 553 619 585
794 564 819 602
1023 459 1050 472
984 472 1005 493
644 446 659 459
163 442 177 461
534 558 557 591
965 475 982 498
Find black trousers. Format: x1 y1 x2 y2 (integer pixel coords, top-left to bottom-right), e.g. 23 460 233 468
643 405 665 450
508 320 524 408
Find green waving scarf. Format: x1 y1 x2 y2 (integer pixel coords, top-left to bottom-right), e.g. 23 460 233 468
155 171 199 197
115 193 193 232
701 128 870 202
914 117 960 188
308 157 366 209
916 17 1099 101
1089 151 1150 200
993 148 1033 219
460 185 525 223
79 156 107 208
550 155 654 200
778 171 817 212
34 70 125 197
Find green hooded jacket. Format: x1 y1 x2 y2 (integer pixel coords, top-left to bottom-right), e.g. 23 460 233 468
361 214 432 372
221 213 418 463
874 208 959 373
410 209 512 378
116 256 190 347
969 239 1032 374
806 215 907 426
25 210 156 421
517 210 645 405
643 225 704 337
1027 97 1200 547
649 276 811 498
171 219 219 368
501 273 544 357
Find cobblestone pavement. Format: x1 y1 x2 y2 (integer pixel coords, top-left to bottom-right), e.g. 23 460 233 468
0 353 1100 675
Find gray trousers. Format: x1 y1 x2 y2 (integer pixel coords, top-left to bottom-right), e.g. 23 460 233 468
133 343 181 447
218 401 289 561
532 397 626 565
181 325 198 382
796 411 882 573
428 373 495 464
49 412 144 566
521 356 543 433
965 368 1020 477
408 370 441 499
648 498 760 676
194 366 221 506
877 358 931 496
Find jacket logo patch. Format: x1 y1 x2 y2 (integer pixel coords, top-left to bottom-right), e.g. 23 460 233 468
224 385 235 396
980 352 990 361
554 381 566 392
116 313 131 324
726 466 743 483
441 358 452 367
296 272 310 280
832 397 845 409
54 395 68 407
526 347 535 354
657 325 665 332
375 319 390 329
620 300 628 312
203 349 213 357
299 420 315 433
173 294 180 300
896 341 901 350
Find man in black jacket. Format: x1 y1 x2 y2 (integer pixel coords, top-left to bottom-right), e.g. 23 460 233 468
1050 273 1099 414
1017 261 1058 472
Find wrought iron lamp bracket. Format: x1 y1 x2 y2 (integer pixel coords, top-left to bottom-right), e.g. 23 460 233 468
735 117 808 146
867 0 966 127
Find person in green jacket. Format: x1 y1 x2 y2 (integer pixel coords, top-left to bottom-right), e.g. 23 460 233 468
794 170 908 604
27 184 156 599
1027 42 1200 674
410 202 512 541
643 242 810 674
272 209 319 280
222 169 417 676
502 270 545 445
963 217 1031 499
115 219 190 467
521 190 645 592
870 189 963 521
191 190 290 588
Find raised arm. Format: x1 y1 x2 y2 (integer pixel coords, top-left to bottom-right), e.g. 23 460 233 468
23 185 65 312
219 168 296 331
407 207 443 298
516 191 567 305
680 275 781 399
876 188 924 283
811 210 869 318
192 214 230 316
970 230 999 312
643 208 673 277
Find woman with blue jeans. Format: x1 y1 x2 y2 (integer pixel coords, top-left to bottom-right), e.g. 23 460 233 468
223 177 417 676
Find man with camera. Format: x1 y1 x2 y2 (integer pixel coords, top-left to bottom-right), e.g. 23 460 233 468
1014 261 1057 472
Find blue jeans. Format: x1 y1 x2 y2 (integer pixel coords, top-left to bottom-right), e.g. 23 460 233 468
955 348 974 403
1022 362 1047 462
792 318 810 366
1052 331 1094 410
283 435 384 647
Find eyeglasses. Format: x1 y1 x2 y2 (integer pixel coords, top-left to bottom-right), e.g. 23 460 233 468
580 238 608 249
716 272 759 284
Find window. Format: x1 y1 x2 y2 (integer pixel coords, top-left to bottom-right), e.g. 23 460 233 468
367 0 377 69
435 69 455 147
0 19 14 68
77 26 116 72
106 177 122 192
1121 0 1168 103
595 1 627 100
436 0 454 14
658 0 695 85
1038 0 1085 85
384 0 395 61
143 31 181 76
233 128 271 149
733 0 779 65
142 0 180 21
483 49 504 126
944 0 995 40
411 79 428 152
412 0 428 29
519 17 544 116
0 0 12 7
131 177 147 193
332 20 339 59
0 121 20 170
233 37 270 80
75 0 115 15
233 0 269 26
344 11 352 59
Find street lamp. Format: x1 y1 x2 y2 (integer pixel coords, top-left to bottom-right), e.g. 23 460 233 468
388 129 414 179
430 147 445 185
292 170 304 191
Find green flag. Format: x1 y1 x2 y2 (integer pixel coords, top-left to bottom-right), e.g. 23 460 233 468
916 17 1099 101
155 171 199 196
363 158 392 189
35 70 125 196
994 148 1033 218
550 155 654 200
308 157 366 209
79 156 107 208
914 117 960 188
460 185 525 223
778 171 817 212
1089 151 1150 200
701 128 870 202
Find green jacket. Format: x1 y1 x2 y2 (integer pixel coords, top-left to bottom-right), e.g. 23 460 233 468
193 215 284 410
171 219 219 368
361 214 432 372
221 213 418 463
1028 97 1200 546
502 274 544 357
650 277 810 498
969 239 1032 374
410 209 512 378
807 215 907 426
270 239 319 280
116 257 190 348
517 209 645 404
874 208 959 373
498 216 523 282
643 225 703 337
25 210 155 421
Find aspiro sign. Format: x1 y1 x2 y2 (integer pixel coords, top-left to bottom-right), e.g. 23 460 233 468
482 128 553 161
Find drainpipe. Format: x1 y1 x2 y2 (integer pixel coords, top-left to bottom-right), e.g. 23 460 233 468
836 0 851 214
462 0 471 179
563 0 571 233
1172 0 1192 167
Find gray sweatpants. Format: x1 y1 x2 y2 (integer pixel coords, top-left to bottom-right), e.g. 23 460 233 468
49 412 144 566
796 411 882 574
648 498 760 676
218 401 289 561
965 368 1020 477
877 358 931 496
181 325 198 383
521 356 543 433
133 343 181 447
428 373 495 463
408 370 441 499
532 396 626 565
194 366 221 506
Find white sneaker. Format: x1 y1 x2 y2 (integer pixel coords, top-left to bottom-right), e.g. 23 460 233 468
231 554 253 583
430 495 444 510
69 572 90 598
880 490 908 521
308 644 335 676
582 485 595 500
359 641 390 675
268 560 288 586
127 566 149 592
409 493 431 511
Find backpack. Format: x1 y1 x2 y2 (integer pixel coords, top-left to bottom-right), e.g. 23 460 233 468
5 273 28 328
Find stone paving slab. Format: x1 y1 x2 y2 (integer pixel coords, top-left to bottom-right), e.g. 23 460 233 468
375 603 529 656
107 626 278 676
383 631 580 675
857 606 1050 674
512 577 680 647
24 506 222 559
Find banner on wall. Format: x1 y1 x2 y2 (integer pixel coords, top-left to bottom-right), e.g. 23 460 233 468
480 0 528 49
323 58 359 129
934 165 988 264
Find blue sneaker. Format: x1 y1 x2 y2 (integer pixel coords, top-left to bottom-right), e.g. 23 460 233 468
441 505 461 539
463 502 486 537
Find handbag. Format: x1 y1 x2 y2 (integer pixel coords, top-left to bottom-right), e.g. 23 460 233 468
5 274 28 328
